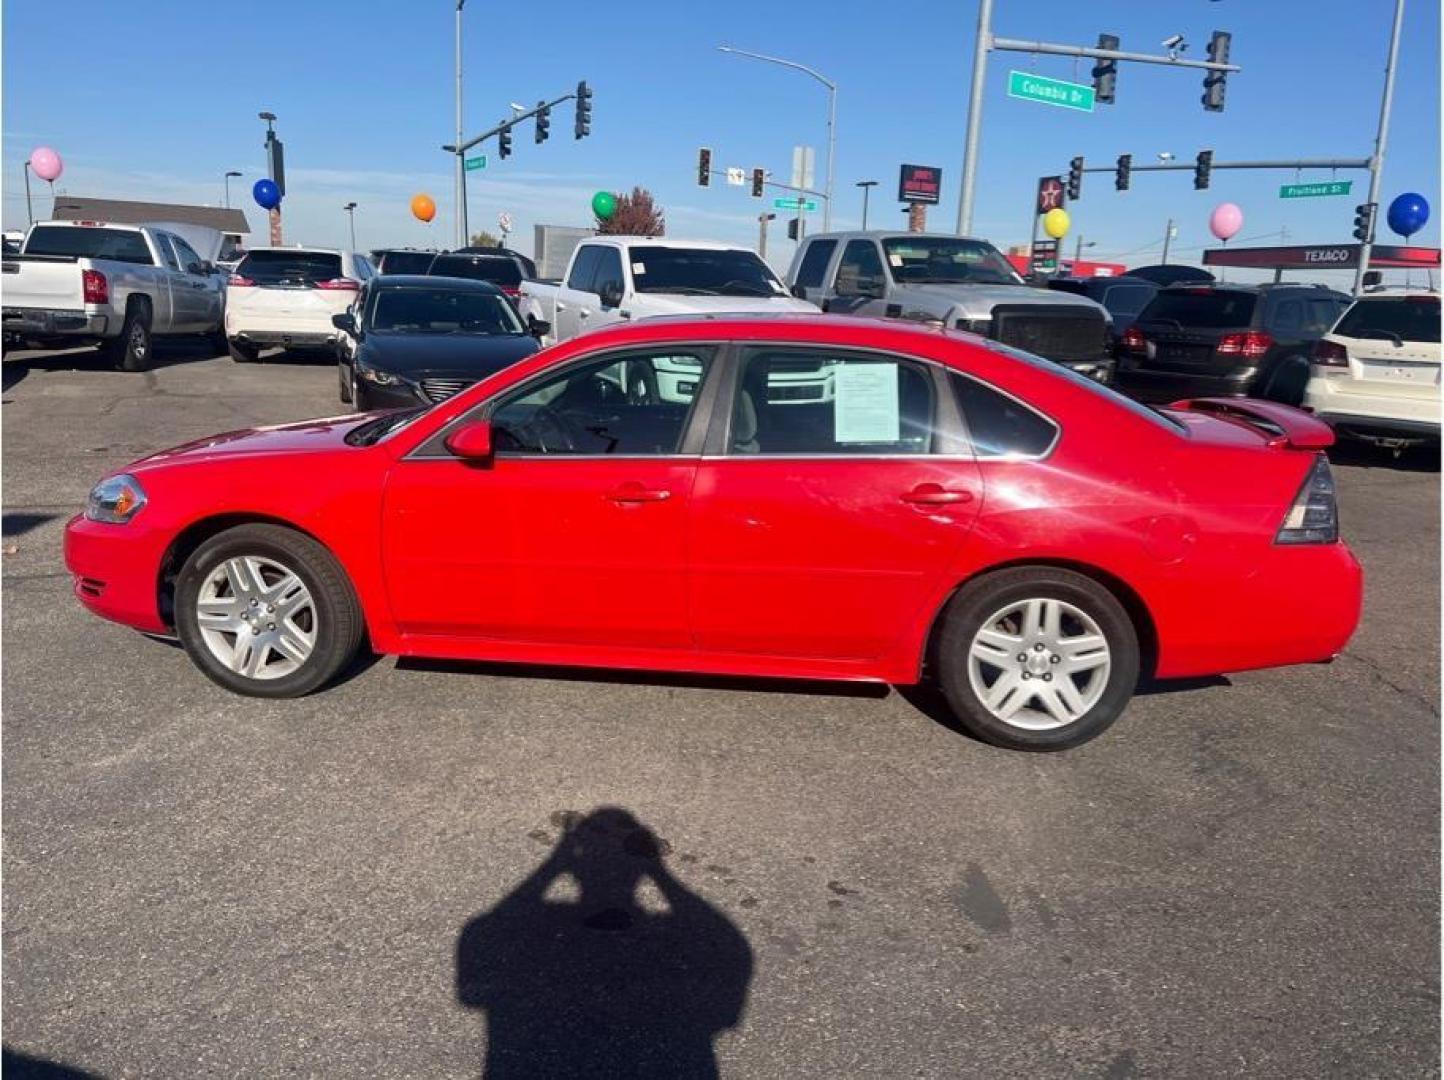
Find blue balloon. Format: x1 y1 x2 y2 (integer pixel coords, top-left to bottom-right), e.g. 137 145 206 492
1386 192 1429 239
252 178 281 211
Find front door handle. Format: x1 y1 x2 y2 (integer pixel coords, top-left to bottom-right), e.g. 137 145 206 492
608 482 672 504
901 483 973 506
578 309 591 319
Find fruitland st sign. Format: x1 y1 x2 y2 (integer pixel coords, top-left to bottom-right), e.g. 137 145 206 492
1008 71 1096 113
1279 181 1352 199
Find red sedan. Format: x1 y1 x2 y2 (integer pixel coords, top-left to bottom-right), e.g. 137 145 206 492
64 315 1361 750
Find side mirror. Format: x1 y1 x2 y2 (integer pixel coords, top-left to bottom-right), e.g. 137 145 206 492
331 312 357 334
527 315 551 339
791 283 808 300
444 420 494 462
598 281 624 308
1362 270 1383 290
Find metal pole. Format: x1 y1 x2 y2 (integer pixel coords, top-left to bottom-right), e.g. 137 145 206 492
1161 218 1173 264
345 205 357 251
1026 204 1040 280
23 161 33 226
224 174 230 208
757 213 770 259
455 0 468 249
862 186 870 229
1074 234 1083 263
1355 0 1405 294
957 0 993 235
824 83 836 231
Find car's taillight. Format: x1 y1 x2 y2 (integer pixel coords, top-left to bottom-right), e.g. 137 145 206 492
1122 326 1147 353
1216 331 1273 359
1312 339 1349 367
1276 455 1338 545
81 268 108 305
228 274 255 287
500 286 520 298
317 278 360 291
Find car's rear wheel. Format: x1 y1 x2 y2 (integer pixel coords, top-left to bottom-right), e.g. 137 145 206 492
102 302 152 372
935 567 1139 751
1255 356 1310 407
228 338 259 363
174 523 364 698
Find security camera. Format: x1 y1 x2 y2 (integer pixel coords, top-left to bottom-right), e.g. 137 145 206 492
1161 34 1185 50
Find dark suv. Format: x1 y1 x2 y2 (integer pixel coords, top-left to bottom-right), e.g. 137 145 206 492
1116 283 1350 402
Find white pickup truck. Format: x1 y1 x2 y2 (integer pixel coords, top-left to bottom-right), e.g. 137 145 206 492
518 237 817 346
2 220 225 371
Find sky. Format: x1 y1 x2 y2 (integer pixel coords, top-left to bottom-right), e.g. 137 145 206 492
3 0 1440 285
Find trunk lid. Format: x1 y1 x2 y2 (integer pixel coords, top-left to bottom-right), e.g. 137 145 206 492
1 257 88 309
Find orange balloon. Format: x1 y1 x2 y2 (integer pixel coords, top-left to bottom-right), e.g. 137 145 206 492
411 193 436 223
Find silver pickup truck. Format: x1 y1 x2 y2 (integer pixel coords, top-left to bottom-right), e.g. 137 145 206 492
787 231 1114 382
2 221 225 371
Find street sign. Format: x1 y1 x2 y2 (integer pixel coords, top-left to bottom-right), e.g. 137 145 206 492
898 164 942 205
1036 176 1066 215
1279 181 1352 199
791 146 815 191
465 155 486 171
726 167 745 187
1008 71 1096 113
774 197 818 211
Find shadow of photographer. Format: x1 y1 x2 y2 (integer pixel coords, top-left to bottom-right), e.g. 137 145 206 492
457 808 753 1079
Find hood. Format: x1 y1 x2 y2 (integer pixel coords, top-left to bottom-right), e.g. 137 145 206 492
358 331 539 376
130 414 373 469
898 281 1109 319
634 293 819 316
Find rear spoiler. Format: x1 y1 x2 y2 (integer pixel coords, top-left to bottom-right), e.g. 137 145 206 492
1167 397 1335 449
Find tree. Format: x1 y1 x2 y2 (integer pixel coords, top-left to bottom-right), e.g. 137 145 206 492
597 187 665 236
469 229 501 247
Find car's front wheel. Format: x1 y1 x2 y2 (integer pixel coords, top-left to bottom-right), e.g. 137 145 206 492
935 567 1140 751
174 523 364 698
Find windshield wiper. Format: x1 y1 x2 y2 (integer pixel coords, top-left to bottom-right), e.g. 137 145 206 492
1354 328 1406 347
650 286 721 296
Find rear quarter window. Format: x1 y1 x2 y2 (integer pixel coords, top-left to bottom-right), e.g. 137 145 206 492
950 372 1058 458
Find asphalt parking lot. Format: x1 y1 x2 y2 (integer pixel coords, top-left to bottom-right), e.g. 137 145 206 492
2 343 1439 1078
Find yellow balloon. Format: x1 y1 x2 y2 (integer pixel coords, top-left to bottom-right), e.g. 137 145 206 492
1042 208 1070 239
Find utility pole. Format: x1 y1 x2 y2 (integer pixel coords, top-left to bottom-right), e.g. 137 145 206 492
455 0 468 249
856 179 878 229
1161 218 1175 264
1355 0 1405 294
758 212 776 258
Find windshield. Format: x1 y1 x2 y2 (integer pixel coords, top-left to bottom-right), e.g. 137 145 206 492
429 255 522 287
630 247 788 297
882 237 1024 286
379 251 436 275
369 286 524 334
1139 289 1257 329
25 226 153 265
237 250 342 286
1334 296 1440 344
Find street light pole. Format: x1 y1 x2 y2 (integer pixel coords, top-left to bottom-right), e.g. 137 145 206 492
258 111 282 245
1355 0 1405 294
1161 218 1176 264
224 170 242 209
455 0 468 249
718 46 837 231
758 212 777 259
23 160 33 226
855 180 878 229
956 0 994 235
344 202 358 251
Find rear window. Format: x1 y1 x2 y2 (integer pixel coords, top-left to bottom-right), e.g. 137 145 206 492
1139 289 1257 329
430 255 522 287
1333 296 1441 344
24 226 153 265
237 250 342 286
379 251 436 275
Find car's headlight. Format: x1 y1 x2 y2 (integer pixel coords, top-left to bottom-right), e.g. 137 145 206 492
85 474 147 524
357 365 403 386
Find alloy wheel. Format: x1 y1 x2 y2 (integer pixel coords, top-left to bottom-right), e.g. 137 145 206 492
195 555 317 680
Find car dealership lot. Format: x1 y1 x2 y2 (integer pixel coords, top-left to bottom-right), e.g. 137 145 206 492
3 346 1438 1077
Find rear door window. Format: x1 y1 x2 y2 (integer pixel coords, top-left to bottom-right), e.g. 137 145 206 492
1305 296 1349 335
795 240 837 289
1334 296 1442 343
1271 299 1303 334
237 250 342 286
1139 290 1258 329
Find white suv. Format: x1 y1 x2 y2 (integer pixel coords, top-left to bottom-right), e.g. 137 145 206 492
1302 289 1440 449
225 247 374 362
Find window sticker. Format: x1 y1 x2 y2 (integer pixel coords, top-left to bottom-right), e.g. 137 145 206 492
834 363 900 443
631 262 646 275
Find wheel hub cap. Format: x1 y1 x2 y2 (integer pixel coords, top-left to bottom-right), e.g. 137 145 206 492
195 555 316 681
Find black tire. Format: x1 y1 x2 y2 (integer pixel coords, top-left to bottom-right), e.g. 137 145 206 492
1254 356 1310 407
103 302 153 372
207 329 229 357
352 374 370 412
934 567 1140 751
339 361 353 404
174 523 365 698
227 338 259 363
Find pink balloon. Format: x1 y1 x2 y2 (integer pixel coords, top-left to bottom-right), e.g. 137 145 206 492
29 146 63 182
1209 202 1243 242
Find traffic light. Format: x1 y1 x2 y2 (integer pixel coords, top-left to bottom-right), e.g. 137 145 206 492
697 147 712 187
1203 31 1231 112
1067 156 1084 202
574 80 592 139
535 102 550 144
1194 149 1213 190
498 125 512 159
1092 34 1119 104
751 167 765 198
787 218 800 241
1115 154 1132 192
1353 202 1378 243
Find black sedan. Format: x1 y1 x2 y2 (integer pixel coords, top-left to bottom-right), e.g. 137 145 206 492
332 276 545 410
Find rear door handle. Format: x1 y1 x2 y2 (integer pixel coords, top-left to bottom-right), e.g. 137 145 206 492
901 483 973 506
608 483 672 504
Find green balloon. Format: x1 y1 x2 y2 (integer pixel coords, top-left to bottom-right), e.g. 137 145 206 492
592 190 617 219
